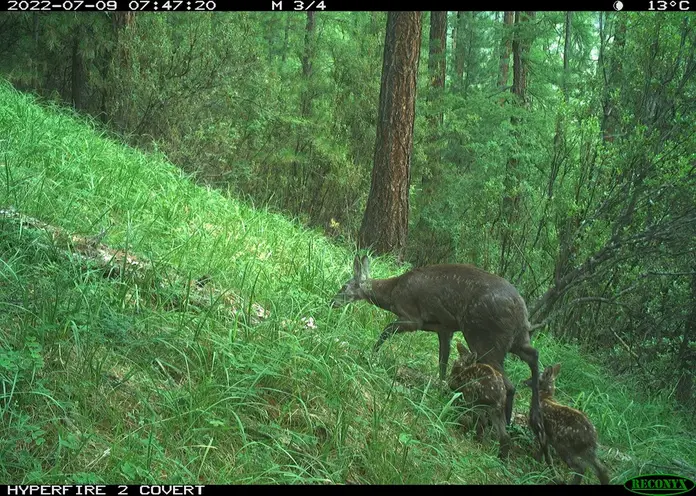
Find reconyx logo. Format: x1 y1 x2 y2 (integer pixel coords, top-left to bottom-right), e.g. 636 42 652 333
625 474 695 496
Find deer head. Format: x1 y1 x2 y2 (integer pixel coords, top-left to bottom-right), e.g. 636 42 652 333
454 341 479 368
331 255 371 308
524 363 561 397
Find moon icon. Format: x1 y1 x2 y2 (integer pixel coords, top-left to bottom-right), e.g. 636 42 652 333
613 0 624 9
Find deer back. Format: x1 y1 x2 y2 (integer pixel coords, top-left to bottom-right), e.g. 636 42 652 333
542 399 599 451
386 265 529 332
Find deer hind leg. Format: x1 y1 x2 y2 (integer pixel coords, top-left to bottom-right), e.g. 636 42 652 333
590 455 610 485
471 407 487 442
458 412 474 434
491 405 511 459
556 449 585 485
511 339 543 440
567 456 589 485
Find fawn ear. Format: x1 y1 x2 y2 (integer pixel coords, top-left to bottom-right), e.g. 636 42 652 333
456 341 467 356
551 363 561 376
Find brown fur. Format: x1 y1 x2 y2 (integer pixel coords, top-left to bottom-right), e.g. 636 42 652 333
525 364 610 485
331 255 545 443
448 341 511 459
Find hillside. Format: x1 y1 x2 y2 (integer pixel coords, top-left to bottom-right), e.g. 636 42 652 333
0 81 694 484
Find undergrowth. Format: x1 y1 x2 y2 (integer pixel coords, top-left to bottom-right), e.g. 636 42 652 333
0 81 693 484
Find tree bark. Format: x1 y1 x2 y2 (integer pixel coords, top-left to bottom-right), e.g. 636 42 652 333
497 11 514 95
453 12 464 87
359 12 423 262
428 11 447 127
422 11 447 192
511 11 535 106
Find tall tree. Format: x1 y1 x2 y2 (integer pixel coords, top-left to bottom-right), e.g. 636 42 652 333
292 12 317 213
548 12 578 289
511 11 535 104
453 12 465 87
359 11 423 261
497 11 515 97
463 12 477 93
499 11 535 275
428 11 447 127
422 11 447 193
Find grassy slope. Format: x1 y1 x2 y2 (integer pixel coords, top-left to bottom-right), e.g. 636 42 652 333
0 81 693 484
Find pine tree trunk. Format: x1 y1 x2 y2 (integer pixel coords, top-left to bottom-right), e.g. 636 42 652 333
359 12 423 262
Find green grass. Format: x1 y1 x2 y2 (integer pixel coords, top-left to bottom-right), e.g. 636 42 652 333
0 80 693 484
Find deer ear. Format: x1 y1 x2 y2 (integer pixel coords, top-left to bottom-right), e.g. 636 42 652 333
353 255 362 278
551 363 561 376
456 341 467 356
541 365 553 379
360 256 371 279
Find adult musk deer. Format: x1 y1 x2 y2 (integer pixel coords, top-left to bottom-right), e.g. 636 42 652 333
524 364 610 485
331 255 543 437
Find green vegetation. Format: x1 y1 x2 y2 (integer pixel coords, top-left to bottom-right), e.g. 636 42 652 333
2 12 695 414
1 82 694 484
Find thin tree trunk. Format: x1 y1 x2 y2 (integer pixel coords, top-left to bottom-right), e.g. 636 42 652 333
497 11 514 95
499 11 535 275
453 11 466 89
462 12 477 94
428 11 447 127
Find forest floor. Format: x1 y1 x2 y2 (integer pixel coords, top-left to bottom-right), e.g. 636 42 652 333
1 81 694 484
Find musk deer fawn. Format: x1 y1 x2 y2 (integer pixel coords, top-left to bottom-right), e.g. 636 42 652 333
524 364 610 485
448 341 511 458
331 255 544 440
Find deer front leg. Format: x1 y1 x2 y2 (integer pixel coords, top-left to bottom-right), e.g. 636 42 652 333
373 320 421 353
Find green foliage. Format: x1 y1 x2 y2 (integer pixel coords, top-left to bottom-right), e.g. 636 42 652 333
0 12 386 239
0 9 695 481
0 77 694 484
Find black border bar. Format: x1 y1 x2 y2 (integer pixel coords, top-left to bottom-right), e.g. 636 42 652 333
0 1 693 11
0 484 636 492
